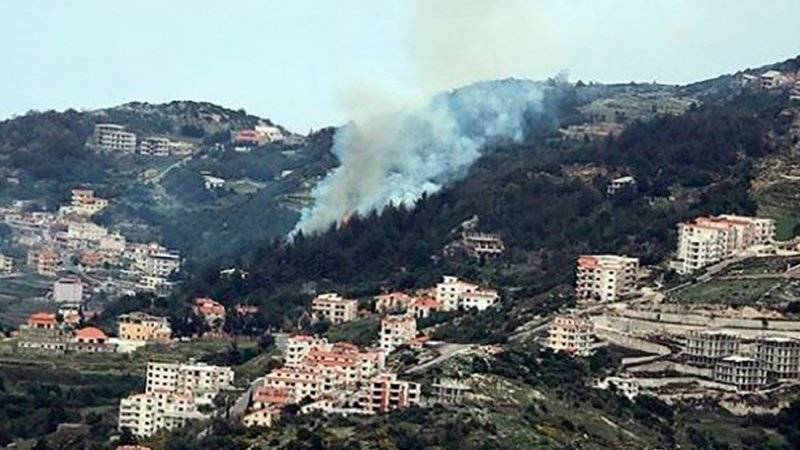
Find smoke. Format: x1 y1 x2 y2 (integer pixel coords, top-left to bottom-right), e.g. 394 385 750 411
293 1 557 234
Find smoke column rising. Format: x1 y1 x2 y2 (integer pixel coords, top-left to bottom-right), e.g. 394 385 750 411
293 1 553 234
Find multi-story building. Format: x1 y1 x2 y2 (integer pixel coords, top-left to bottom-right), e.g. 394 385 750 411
359 373 421 414
16 312 71 352
63 189 109 216
143 251 182 277
92 124 137 152
461 231 505 259
119 361 234 438
409 296 441 319
139 137 172 156
311 293 358 324
27 248 59 276
684 330 740 367
427 378 473 405
713 356 767 392
380 314 417 353
575 254 639 302
675 215 775 274
434 276 500 311
0 253 13 273
73 326 113 352
546 315 594 357
284 335 328 366
117 312 172 343
53 276 83 304
756 336 800 380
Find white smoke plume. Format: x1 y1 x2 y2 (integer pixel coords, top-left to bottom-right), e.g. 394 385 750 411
293 1 555 234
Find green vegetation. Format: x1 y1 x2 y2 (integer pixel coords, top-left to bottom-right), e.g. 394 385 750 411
324 317 380 347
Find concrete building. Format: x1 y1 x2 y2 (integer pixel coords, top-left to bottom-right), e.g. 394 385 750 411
427 378 473 405
675 215 775 274
461 231 505 259
435 276 499 311
359 373 421 414
311 293 358 324
0 253 13 273
379 314 417 353
575 255 639 302
16 312 71 352
374 292 414 314
28 247 59 276
119 361 234 438
73 326 113 352
760 70 789 90
65 189 109 216
756 336 800 380
409 296 441 319
193 297 227 328
546 315 594 357
684 330 740 367
284 335 328 366
53 276 83 304
713 356 767 392
93 124 137 152
606 176 636 195
117 312 172 343
143 251 182 277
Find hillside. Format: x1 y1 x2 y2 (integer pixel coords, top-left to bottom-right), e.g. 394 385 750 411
0 102 338 264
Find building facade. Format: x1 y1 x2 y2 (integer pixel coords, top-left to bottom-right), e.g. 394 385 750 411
713 356 767 392
379 314 417 353
311 293 358 324
93 124 137 152
546 315 594 357
684 330 741 367
575 254 639 302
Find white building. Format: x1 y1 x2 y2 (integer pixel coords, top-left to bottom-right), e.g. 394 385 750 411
684 329 740 367
575 255 639 302
546 315 594 357
53 277 83 304
606 176 636 195
675 215 775 274
311 293 358 324
284 335 328 366
379 314 417 353
93 124 137 152
760 70 789 90
119 361 234 438
0 253 12 273
756 336 800 380
434 276 499 311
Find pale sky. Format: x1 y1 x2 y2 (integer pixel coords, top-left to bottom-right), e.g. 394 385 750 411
1 0 798 132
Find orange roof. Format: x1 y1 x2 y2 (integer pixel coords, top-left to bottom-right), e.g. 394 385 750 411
75 326 107 340
28 312 57 325
413 296 440 308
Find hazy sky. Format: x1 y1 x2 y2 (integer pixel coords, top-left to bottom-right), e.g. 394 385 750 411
1 0 798 131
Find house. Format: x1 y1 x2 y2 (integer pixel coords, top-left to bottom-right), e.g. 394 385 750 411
74 326 114 352
460 231 505 259
16 312 71 353
242 407 281 428
379 314 417 353
202 175 226 190
409 296 441 319
760 70 789 90
28 247 59 276
311 293 358 324
575 255 639 302
193 297 227 327
606 176 636 195
546 315 594 357
374 292 414 314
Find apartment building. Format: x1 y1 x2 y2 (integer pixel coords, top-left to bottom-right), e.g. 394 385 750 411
117 312 172 343
435 276 500 311
119 361 234 438
139 137 172 156
143 251 182 277
27 247 59 276
575 255 639 302
380 314 417 353
311 293 358 324
546 315 594 357
65 189 109 216
0 253 13 273
284 335 328 366
713 356 767 392
93 124 137 152
675 215 775 274
359 373 421 414
53 276 83 303
684 330 740 367
756 336 800 380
